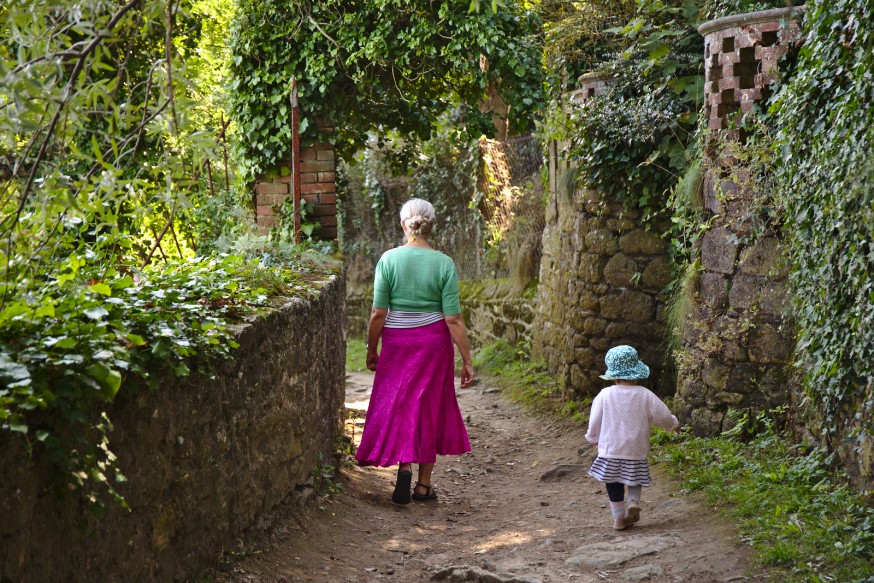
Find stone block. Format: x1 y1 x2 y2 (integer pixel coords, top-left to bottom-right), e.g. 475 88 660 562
316 149 335 161
641 255 672 290
600 291 654 323
604 322 628 338
574 347 596 369
618 229 666 255
589 337 613 351
317 171 336 183
319 193 337 205
700 272 729 308
585 228 618 255
738 237 783 277
758 281 788 316
691 407 725 436
578 254 606 283
728 362 761 395
749 323 793 364
606 218 636 232
728 273 764 310
701 228 739 274
604 253 638 287
702 359 730 389
319 215 338 227
300 149 317 161
582 317 607 336
709 391 746 407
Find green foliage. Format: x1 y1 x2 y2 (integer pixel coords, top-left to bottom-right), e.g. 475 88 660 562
345 338 371 374
771 0 874 442
228 0 545 182
654 410 874 582
542 0 704 216
473 340 588 423
0 245 336 510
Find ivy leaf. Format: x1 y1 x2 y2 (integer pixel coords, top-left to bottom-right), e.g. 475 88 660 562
89 283 112 296
84 306 109 320
86 363 122 401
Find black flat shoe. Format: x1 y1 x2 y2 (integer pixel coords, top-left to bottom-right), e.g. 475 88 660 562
411 482 437 502
392 469 413 504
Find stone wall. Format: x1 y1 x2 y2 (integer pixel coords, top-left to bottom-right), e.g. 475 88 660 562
458 278 536 348
255 139 338 240
0 277 346 583
533 187 673 399
674 8 802 435
346 278 536 349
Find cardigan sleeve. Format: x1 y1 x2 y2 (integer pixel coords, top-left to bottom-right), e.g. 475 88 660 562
648 391 679 431
585 393 603 444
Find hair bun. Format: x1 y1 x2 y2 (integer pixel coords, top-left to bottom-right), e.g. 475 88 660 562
406 214 433 236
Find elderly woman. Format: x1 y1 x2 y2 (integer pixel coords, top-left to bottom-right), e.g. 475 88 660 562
355 198 475 504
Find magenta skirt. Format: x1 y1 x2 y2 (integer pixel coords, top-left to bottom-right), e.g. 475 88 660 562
355 320 471 467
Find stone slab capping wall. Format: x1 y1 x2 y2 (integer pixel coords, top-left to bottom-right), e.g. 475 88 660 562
0 277 346 582
673 8 803 436
533 186 673 399
255 126 338 239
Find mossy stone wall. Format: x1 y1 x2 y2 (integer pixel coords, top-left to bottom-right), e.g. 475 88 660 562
0 277 346 583
533 187 673 398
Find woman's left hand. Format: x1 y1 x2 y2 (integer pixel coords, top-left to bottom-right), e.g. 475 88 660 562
460 363 474 388
366 350 378 371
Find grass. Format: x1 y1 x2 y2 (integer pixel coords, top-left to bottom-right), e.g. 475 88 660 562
346 337 372 373
476 339 874 583
472 339 590 424
652 410 874 583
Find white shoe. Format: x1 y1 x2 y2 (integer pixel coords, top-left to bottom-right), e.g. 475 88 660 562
626 500 641 524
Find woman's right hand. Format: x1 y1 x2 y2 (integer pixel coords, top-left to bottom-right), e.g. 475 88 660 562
460 363 474 388
366 350 378 371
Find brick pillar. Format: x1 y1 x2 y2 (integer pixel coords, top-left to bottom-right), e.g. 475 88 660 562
674 7 803 436
253 129 338 240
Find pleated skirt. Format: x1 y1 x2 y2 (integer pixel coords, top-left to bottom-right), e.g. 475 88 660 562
588 456 653 487
355 320 471 467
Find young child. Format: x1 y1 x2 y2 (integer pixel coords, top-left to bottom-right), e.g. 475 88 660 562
585 345 679 531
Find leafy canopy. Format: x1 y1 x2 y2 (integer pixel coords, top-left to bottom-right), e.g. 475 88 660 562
228 0 545 181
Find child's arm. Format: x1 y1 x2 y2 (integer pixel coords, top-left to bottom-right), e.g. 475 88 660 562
584 394 603 445
649 393 679 432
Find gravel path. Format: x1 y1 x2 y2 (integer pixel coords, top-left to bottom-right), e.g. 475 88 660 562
213 372 763 583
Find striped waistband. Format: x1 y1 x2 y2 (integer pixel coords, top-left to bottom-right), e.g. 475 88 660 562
384 310 444 329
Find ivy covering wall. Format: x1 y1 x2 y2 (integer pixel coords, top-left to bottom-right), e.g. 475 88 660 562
773 0 874 451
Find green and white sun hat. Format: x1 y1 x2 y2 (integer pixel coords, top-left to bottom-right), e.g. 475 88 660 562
599 345 650 380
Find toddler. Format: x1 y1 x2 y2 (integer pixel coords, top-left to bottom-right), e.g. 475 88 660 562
585 345 679 530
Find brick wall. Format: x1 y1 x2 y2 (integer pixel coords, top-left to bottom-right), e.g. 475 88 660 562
254 141 338 240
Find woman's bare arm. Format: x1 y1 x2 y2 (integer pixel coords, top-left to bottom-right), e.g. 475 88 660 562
366 307 387 371
445 313 474 387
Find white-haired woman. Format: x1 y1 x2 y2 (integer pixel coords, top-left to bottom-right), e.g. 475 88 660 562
355 198 475 504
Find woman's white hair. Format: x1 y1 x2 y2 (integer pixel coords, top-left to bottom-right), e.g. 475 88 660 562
399 198 436 238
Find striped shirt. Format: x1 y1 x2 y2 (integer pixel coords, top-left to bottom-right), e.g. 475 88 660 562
384 310 445 329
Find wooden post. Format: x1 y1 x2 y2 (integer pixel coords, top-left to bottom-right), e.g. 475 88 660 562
290 77 302 243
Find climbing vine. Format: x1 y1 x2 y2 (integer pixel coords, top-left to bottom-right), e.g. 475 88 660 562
772 0 874 442
227 0 545 182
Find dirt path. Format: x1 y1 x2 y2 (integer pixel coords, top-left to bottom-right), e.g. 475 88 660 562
213 373 763 583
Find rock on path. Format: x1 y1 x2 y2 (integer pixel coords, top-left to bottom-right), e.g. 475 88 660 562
211 372 763 583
